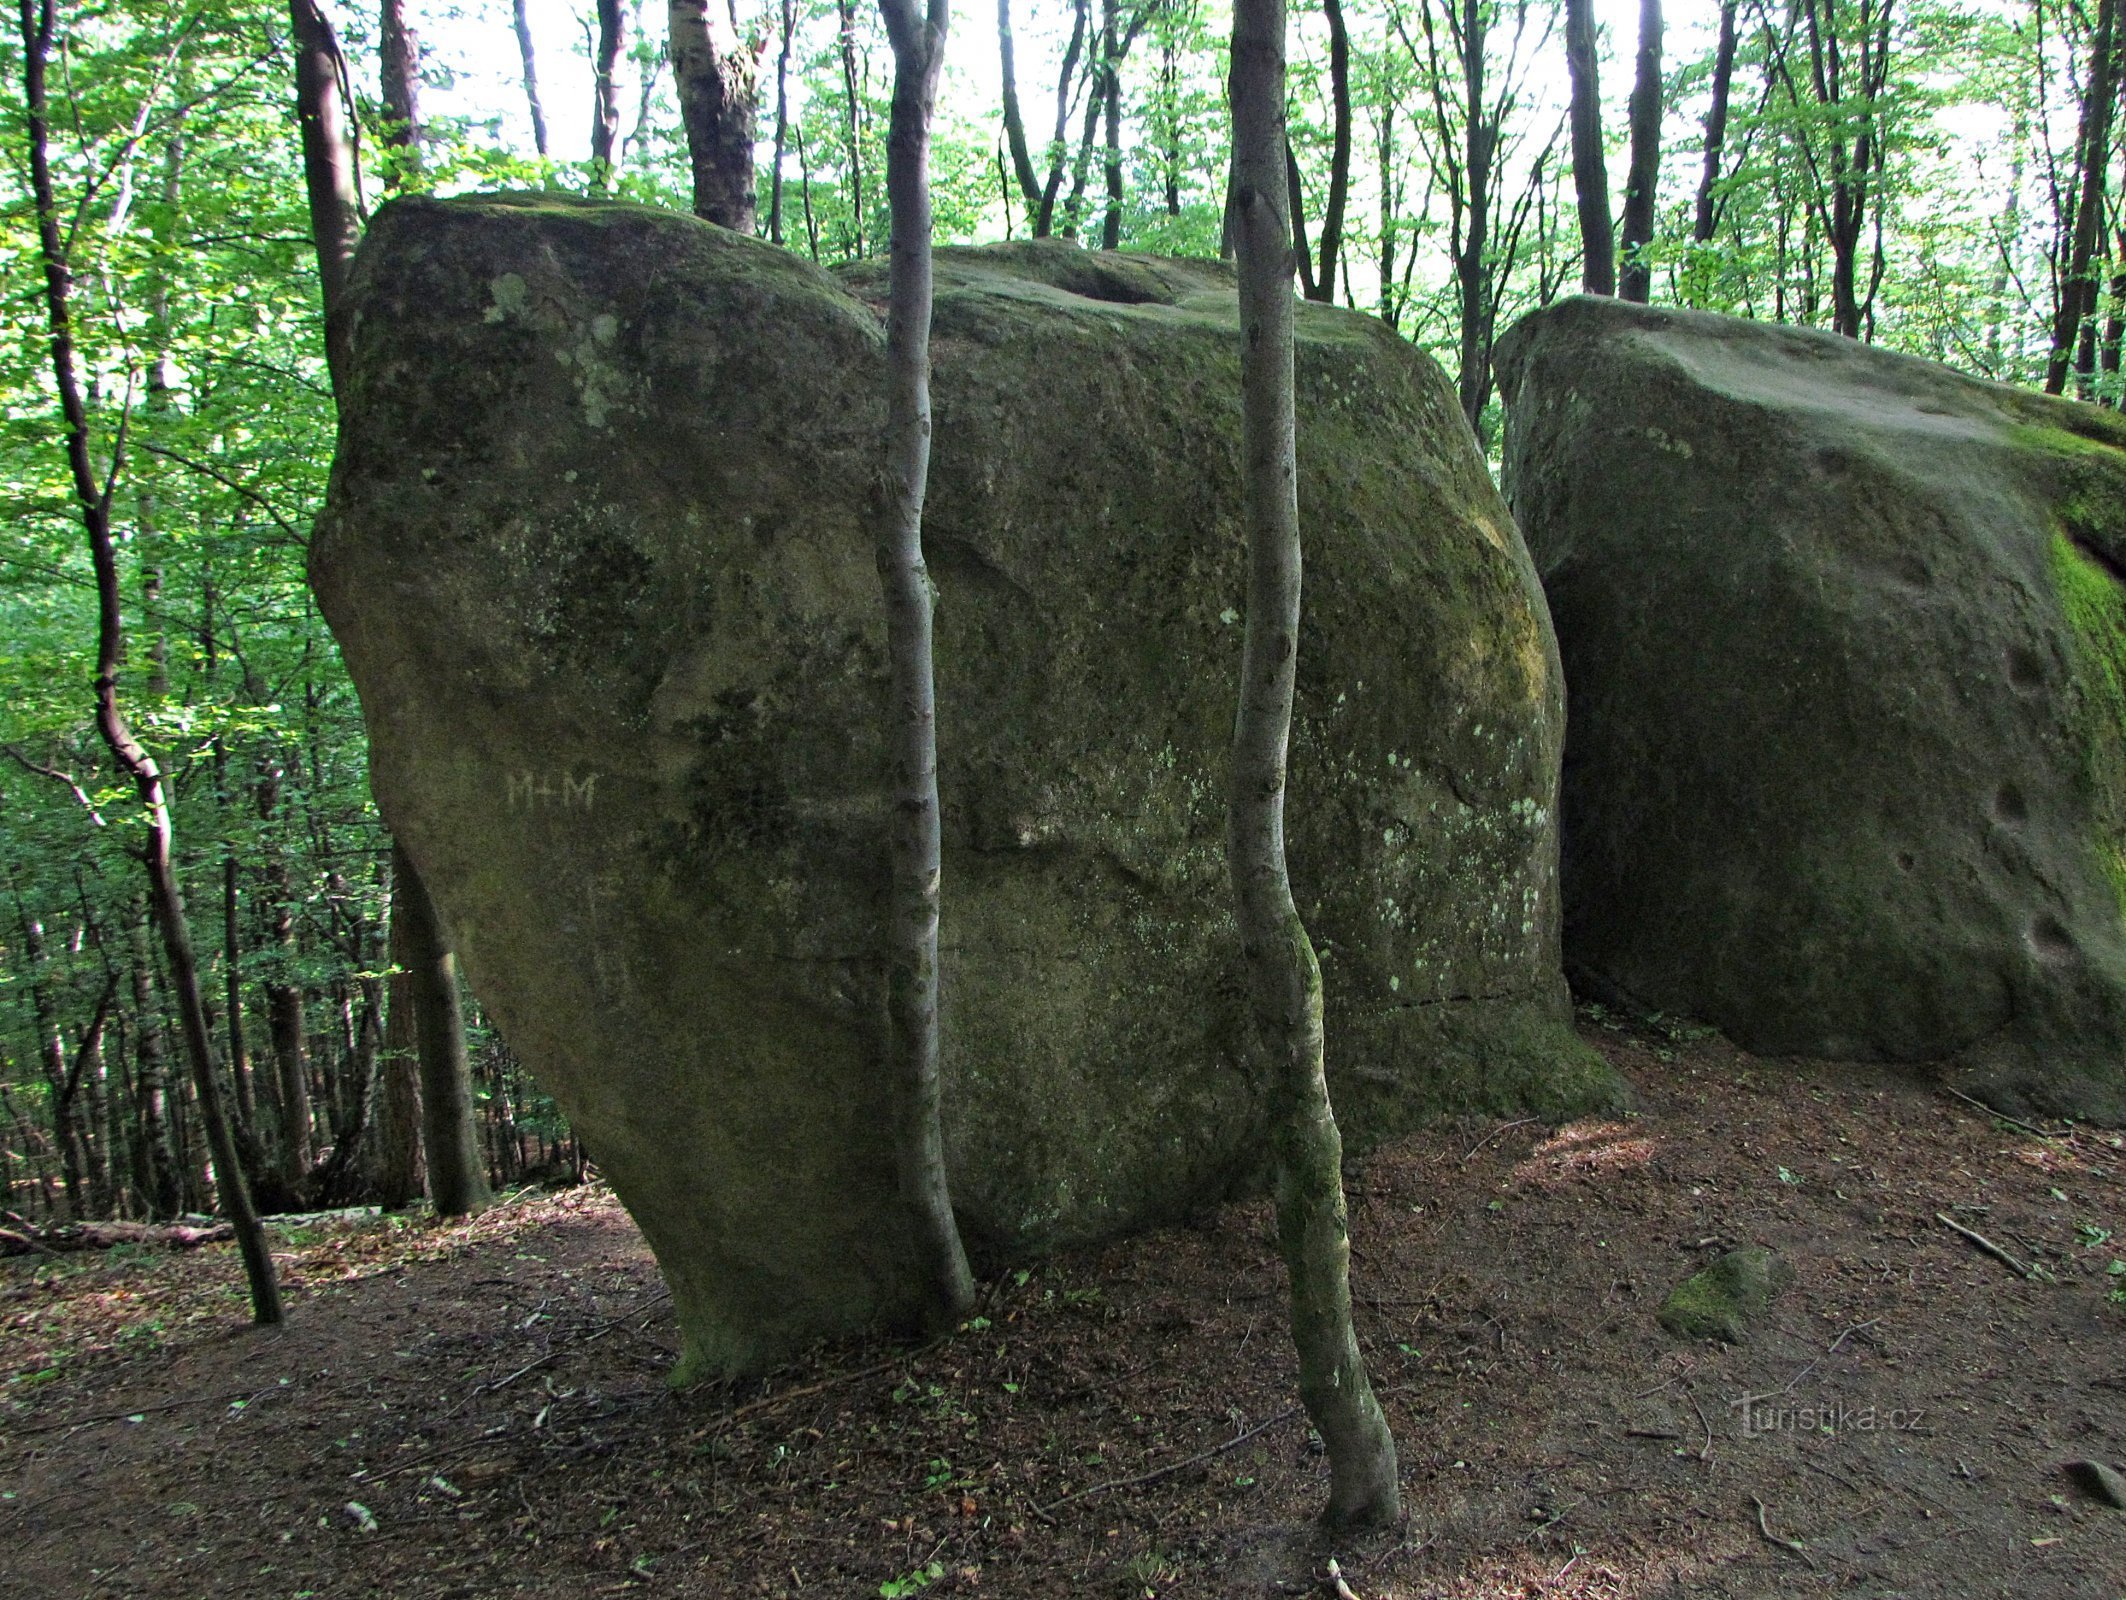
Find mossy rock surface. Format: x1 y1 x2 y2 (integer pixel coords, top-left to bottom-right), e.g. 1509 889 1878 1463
1497 297 2126 1124
1658 1246 1793 1343
312 195 1618 1378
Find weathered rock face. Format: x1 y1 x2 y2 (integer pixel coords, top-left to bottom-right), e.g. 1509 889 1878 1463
1497 296 2126 1122
314 194 1616 1378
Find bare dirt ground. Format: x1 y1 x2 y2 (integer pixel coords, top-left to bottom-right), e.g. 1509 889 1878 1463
3 1011 2124 1600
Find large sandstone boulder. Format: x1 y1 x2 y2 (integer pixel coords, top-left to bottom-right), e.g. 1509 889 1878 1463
1496 295 2126 1122
314 194 1617 1378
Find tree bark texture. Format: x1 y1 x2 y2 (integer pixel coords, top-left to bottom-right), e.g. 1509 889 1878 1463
591 0 626 192
770 0 796 241
1227 0 1400 1534
874 0 976 1325
392 849 490 1217
1563 0 1613 293
1693 0 1738 243
1309 0 1352 301
838 0 868 255
290 0 361 382
21 0 281 1324
671 0 762 230
1618 0 1662 301
998 0 1043 212
2049 0 2118 392
379 0 420 179
373 880 423 1211
512 0 551 156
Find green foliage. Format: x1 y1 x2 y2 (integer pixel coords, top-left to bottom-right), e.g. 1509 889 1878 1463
4 0 2125 1224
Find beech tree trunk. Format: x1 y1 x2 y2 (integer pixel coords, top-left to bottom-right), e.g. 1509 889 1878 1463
21 0 281 1323
672 0 762 230
290 0 360 380
1101 0 1123 249
1564 0 1613 293
1309 0 1352 301
769 0 796 242
373 863 423 1211
837 0 868 255
875 0 976 1327
1033 0 1089 236
2049 0 2118 393
591 0 626 192
998 0 1043 214
512 0 551 156
393 850 490 1217
379 0 420 176
1227 0 1400 1534
1618 0 1662 302
1693 0 1738 244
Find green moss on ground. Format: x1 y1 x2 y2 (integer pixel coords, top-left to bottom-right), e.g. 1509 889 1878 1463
1658 1245 1793 1343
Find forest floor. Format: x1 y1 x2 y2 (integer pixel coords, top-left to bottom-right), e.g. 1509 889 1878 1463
3 1011 2125 1600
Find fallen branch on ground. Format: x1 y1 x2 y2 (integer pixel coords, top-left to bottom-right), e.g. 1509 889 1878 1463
1029 1404 1301 1521
1935 1212 2033 1279
1750 1495 1817 1567
0 1216 234 1256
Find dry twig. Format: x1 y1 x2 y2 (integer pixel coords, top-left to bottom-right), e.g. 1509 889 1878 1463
1750 1495 1817 1567
1935 1212 2033 1279
1030 1404 1301 1520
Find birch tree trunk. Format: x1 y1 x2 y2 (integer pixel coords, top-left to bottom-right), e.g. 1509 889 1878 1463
874 0 975 1326
1227 0 1399 1533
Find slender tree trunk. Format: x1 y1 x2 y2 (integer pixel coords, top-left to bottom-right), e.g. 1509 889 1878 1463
1457 16 1494 437
374 865 423 1210
380 0 421 177
222 855 256 1130
1564 0 1613 293
1227 0 1399 1534
1061 20 1108 237
1160 40 1182 215
1101 0 1124 249
290 0 361 380
392 846 489 1215
837 0 869 256
770 0 796 241
998 0 1043 210
17 907 84 1218
2050 0 2118 392
1308 0 1352 301
874 0 976 1328
591 0 626 193
129 920 182 1219
21 0 281 1320
512 0 551 156
1036 0 1089 235
1618 0 1662 302
671 0 762 230
1693 0 1738 243
797 122 822 257
1375 110 1399 326
1286 140 1317 298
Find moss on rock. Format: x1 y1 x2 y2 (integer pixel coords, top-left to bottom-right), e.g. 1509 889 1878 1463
1498 297 2126 1124
1659 1246 1793 1343
314 195 1618 1376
